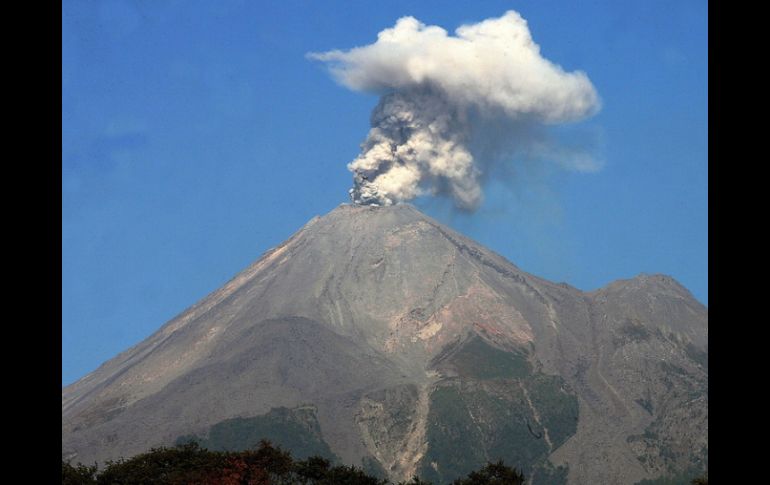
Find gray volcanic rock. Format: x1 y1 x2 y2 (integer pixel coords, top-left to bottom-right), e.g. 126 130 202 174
62 204 707 484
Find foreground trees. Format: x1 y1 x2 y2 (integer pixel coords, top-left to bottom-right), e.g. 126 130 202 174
65 441 318 485
62 441 704 484
691 474 708 485
62 441 388 484
62 441 527 485
451 461 525 485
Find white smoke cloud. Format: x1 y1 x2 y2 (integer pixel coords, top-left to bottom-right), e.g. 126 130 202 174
309 10 600 210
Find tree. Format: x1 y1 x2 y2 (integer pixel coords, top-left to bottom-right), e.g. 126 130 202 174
63 442 530 485
691 473 708 485
316 464 389 485
397 477 433 485
94 442 223 484
294 456 332 483
451 460 526 485
62 461 97 485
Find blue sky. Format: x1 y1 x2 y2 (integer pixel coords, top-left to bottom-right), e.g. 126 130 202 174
62 0 707 386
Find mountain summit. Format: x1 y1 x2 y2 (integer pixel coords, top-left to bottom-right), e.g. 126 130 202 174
62 204 707 484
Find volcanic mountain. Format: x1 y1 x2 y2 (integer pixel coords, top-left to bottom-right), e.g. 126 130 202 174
62 204 708 484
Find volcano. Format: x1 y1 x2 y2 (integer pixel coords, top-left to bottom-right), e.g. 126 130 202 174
62 204 707 484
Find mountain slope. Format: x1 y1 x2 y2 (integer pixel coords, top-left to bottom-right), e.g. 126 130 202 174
62 204 707 484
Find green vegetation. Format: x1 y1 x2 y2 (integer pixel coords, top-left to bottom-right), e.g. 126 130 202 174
529 460 568 485
176 407 337 461
451 460 525 485
61 441 529 484
524 374 578 450
658 361 688 376
613 319 652 346
635 467 708 485
62 441 379 485
635 397 654 415
448 337 531 380
62 461 97 485
420 336 578 484
419 380 573 484
691 473 708 485
418 386 486 483
161 374 575 484
361 456 389 480
684 343 708 370
474 391 548 471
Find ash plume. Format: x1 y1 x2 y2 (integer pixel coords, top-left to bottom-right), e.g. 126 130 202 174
309 11 600 210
